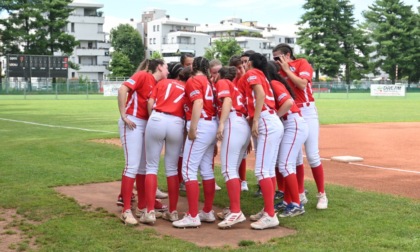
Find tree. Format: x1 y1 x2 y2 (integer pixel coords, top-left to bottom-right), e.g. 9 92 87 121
204 38 242 66
108 51 132 78
150 51 162 59
110 24 144 73
363 0 419 83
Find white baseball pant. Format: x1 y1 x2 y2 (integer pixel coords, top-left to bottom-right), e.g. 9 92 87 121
296 102 321 167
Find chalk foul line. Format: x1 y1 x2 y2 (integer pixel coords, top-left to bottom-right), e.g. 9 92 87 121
0 118 117 134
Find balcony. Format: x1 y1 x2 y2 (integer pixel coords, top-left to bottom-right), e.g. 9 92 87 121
79 64 107 72
75 48 108 56
68 15 105 24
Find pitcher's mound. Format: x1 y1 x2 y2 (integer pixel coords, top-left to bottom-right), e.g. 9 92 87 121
331 156 364 162
55 182 296 248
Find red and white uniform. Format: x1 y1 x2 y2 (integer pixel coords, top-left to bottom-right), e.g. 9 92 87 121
119 71 157 178
182 75 218 217
144 78 186 213
271 80 308 177
279 59 321 168
243 69 283 181
215 79 250 181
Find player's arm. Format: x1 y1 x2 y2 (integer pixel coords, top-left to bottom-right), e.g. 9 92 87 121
283 68 308 90
188 99 203 140
251 84 265 137
147 98 155 116
276 99 293 117
118 84 136 130
216 97 232 141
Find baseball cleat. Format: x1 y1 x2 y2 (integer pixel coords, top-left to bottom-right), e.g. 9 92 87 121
120 209 138 226
116 194 136 207
216 207 231 220
172 214 201 228
154 199 168 212
179 182 186 191
300 192 308 205
139 210 157 224
250 212 279 230
249 208 264 222
274 201 288 212
274 190 284 200
215 183 222 191
156 188 168 199
198 210 216 223
135 207 162 219
162 210 179 222
316 192 328 209
240 181 249 191
218 211 246 228
254 187 262 197
278 203 305 218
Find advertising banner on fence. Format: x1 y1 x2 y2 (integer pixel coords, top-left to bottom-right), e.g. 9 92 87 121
370 84 406 97
103 83 120 96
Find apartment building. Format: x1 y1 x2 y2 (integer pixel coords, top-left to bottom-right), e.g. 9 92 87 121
65 2 110 81
138 9 210 63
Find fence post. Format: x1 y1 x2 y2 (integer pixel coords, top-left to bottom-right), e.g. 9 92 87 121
24 81 27 100
86 82 89 99
55 81 58 100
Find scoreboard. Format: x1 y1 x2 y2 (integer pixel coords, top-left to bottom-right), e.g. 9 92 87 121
7 54 68 78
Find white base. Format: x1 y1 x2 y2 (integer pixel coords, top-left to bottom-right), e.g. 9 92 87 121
331 156 364 163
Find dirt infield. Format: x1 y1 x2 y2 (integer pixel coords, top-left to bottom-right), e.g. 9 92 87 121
57 122 420 248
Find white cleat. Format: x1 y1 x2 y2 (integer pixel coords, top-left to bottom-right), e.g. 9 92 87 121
199 210 216 223
215 183 222 191
156 188 168 199
249 208 265 222
218 211 246 228
250 212 279 230
172 214 201 228
241 181 249 191
139 210 156 224
216 207 231 220
316 192 328 209
162 210 179 222
120 209 138 226
300 192 308 205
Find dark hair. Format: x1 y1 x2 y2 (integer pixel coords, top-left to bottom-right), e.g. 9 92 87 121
192 56 211 83
180 53 194 66
148 59 165 73
168 62 183 79
178 67 192 82
218 66 236 81
272 43 296 60
249 53 268 75
228 55 242 67
241 50 255 58
136 59 150 72
267 61 295 99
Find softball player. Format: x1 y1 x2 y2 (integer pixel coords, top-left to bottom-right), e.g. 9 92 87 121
117 59 168 225
267 61 308 217
273 43 328 209
244 53 283 230
214 66 250 228
142 63 189 224
172 57 218 228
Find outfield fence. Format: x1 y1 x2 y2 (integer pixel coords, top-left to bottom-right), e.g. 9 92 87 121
0 79 419 100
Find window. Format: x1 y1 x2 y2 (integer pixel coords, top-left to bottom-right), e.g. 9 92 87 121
71 23 75 32
279 38 282 43
88 42 93 49
98 24 103 32
153 25 155 32
157 25 159 31
149 38 152 44
153 38 156 44
72 72 75 78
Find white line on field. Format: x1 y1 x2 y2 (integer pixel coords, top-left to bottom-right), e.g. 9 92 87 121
316 156 420 175
0 118 117 134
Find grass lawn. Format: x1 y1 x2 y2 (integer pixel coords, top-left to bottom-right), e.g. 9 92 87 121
0 95 420 251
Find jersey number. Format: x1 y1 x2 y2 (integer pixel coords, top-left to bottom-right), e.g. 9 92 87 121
164 83 185 103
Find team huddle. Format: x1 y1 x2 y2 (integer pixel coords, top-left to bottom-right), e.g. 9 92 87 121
116 44 328 230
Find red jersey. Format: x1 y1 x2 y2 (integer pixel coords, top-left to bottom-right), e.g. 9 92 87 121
243 68 276 119
184 75 216 121
214 79 247 118
279 58 314 105
233 75 248 116
123 71 156 120
271 80 300 117
150 79 186 118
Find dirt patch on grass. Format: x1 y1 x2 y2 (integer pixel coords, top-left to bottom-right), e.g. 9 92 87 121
0 209 37 252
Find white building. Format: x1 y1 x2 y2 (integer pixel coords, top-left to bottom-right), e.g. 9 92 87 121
261 29 303 56
138 9 210 63
65 2 110 81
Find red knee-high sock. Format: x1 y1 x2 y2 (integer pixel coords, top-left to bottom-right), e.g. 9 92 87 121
185 181 200 217
145 174 157 212
177 156 183 183
121 175 135 212
275 168 285 192
283 183 291 205
167 175 179 212
202 178 215 213
239 159 247 181
271 176 277 193
226 178 241 213
284 174 300 205
311 164 325 193
296 164 305 194
259 178 275 217
136 174 146 209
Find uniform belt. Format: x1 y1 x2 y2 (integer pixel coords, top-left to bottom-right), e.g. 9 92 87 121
230 111 245 117
297 102 311 108
154 109 172 115
202 116 216 121
268 109 275 114
282 111 302 120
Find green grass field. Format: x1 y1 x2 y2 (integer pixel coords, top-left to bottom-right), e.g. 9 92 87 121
1 94 420 251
